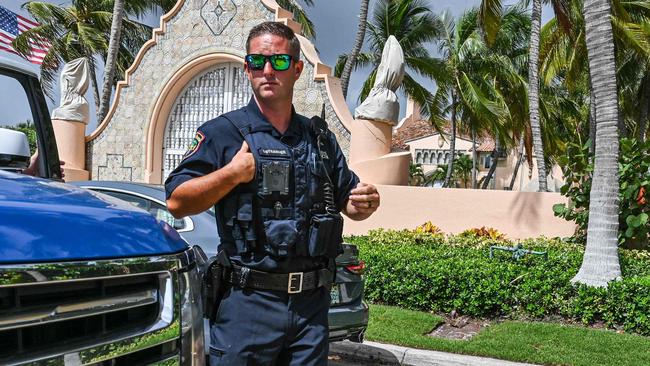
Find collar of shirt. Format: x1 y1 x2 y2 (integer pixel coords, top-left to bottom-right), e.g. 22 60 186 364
246 98 303 146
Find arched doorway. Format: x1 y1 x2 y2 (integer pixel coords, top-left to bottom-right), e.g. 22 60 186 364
162 62 252 180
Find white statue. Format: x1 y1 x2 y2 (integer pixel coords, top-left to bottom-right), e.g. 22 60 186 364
354 35 404 125
51 57 90 124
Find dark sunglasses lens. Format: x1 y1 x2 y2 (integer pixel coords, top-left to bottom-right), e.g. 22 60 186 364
246 55 266 70
270 55 291 71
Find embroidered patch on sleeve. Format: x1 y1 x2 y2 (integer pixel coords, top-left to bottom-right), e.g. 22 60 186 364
183 131 205 159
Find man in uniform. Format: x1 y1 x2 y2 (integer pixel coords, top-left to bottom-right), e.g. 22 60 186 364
165 21 379 366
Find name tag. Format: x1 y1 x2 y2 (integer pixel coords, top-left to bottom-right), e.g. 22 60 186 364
259 148 290 158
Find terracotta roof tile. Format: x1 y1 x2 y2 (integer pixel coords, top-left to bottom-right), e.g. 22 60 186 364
474 138 495 152
392 119 436 151
392 118 437 150
392 119 480 151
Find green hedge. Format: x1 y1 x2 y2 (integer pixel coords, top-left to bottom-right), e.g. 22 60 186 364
347 229 650 336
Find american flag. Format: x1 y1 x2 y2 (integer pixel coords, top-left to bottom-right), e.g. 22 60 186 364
0 5 49 65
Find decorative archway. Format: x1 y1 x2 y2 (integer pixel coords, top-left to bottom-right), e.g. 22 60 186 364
145 53 244 183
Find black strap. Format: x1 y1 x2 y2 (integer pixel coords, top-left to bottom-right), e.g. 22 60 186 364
229 264 332 293
309 116 338 214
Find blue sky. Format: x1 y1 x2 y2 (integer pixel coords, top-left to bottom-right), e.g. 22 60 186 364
0 0 552 131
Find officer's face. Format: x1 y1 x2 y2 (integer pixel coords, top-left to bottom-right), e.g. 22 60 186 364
245 34 303 104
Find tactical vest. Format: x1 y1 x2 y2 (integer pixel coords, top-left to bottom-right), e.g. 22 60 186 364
219 108 343 259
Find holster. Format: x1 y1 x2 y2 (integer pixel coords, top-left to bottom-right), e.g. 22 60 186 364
202 250 232 324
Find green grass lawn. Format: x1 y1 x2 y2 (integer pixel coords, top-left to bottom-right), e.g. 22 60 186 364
366 304 650 366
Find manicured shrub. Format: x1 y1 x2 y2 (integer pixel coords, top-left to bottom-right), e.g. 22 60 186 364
348 229 650 335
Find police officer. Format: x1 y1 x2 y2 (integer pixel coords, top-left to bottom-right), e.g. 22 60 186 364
165 21 380 366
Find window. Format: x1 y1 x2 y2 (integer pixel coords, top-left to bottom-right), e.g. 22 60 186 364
0 72 37 174
483 154 492 169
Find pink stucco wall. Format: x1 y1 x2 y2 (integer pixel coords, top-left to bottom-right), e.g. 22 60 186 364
343 185 576 239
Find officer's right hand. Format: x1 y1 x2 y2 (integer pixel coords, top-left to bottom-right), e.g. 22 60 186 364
230 141 255 183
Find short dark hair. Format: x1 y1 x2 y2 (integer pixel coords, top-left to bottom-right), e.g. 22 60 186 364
246 21 301 60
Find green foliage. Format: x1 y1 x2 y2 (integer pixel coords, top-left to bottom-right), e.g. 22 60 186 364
409 162 426 186
451 154 473 188
348 229 650 335
553 138 650 246
2 121 37 154
619 138 650 245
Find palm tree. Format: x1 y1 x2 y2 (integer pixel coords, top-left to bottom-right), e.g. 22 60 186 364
98 0 126 124
540 0 650 146
528 0 547 191
335 0 446 128
610 1 650 141
431 8 531 189
571 0 622 287
480 0 572 192
430 10 504 188
339 0 369 99
13 0 174 116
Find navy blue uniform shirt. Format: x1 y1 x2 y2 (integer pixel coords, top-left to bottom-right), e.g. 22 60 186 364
165 99 359 272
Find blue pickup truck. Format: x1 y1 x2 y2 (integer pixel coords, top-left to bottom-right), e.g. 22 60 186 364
0 56 205 365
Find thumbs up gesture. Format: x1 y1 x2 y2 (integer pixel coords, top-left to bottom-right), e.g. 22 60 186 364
230 141 256 183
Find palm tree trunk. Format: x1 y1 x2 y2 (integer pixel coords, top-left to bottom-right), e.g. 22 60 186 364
86 55 101 114
340 0 369 99
444 96 458 188
481 140 500 189
98 0 125 124
508 135 525 190
471 127 477 189
589 81 597 156
571 0 622 287
529 0 548 191
638 74 650 142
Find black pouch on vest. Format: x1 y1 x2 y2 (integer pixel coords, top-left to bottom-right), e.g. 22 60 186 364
232 194 255 253
263 219 297 257
308 213 344 257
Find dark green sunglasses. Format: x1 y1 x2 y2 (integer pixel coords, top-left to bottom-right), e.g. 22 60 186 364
245 54 293 71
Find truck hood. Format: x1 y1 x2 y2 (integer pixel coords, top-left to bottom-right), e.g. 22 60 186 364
0 172 188 264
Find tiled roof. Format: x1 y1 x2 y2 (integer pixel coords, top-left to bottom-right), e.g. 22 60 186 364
392 118 436 150
474 138 495 152
392 118 496 153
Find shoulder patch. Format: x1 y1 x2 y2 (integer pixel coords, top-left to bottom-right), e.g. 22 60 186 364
183 131 205 159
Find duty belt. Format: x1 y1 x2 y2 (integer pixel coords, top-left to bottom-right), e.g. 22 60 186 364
229 264 332 294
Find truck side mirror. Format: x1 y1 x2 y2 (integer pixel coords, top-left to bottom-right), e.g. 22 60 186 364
173 218 186 230
0 128 31 171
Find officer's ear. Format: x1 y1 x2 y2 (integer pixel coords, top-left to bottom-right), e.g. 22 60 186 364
294 59 303 78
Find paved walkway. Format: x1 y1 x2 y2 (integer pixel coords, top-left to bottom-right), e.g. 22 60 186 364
329 340 540 366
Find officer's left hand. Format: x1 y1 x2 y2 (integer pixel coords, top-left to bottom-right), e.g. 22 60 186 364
348 182 380 213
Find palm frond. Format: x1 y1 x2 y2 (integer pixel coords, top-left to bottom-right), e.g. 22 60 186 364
478 0 503 46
